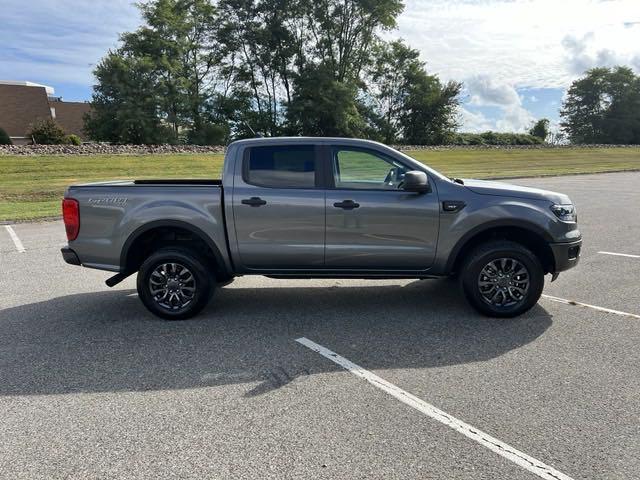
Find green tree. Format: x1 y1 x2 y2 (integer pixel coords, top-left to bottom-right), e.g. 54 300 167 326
217 0 406 136
368 40 461 144
601 67 640 144
286 63 364 136
529 118 550 141
367 40 417 143
218 0 303 136
87 0 468 144
120 0 223 139
400 75 461 145
307 0 404 82
561 66 640 144
205 87 264 139
84 52 174 144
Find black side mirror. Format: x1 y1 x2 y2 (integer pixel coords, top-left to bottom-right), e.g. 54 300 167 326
402 170 429 193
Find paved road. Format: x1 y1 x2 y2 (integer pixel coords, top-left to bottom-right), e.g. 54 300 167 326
1 171 639 479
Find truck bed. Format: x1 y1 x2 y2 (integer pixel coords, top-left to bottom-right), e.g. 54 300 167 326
65 180 229 273
134 179 222 186
69 179 222 187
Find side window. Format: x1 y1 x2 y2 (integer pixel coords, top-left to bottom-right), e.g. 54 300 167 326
246 145 316 188
332 148 408 190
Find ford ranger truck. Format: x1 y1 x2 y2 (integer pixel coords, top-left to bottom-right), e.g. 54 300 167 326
61 137 581 320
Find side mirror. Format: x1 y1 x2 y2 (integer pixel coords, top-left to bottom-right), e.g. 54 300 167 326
402 170 429 193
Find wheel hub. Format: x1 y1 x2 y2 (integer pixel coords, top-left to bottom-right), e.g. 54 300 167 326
149 263 196 311
477 257 530 308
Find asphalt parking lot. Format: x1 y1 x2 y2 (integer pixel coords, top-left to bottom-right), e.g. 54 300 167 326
1 171 639 480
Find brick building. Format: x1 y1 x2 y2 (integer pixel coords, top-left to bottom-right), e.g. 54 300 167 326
0 81 91 144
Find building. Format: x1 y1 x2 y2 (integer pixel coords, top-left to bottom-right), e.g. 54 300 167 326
0 81 92 144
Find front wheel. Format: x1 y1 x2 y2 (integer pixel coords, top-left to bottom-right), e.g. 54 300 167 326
137 247 214 320
460 240 544 318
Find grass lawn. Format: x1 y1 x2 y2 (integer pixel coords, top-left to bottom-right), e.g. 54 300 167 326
1 147 639 221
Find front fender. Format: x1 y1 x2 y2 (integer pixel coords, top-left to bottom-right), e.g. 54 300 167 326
432 196 560 274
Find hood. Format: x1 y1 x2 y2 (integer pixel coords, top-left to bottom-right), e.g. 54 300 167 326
462 179 571 204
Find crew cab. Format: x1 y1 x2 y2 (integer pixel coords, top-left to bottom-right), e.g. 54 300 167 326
61 137 581 319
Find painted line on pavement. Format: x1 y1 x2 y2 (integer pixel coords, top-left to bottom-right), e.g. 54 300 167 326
598 251 640 259
4 225 26 253
542 294 640 319
296 337 575 480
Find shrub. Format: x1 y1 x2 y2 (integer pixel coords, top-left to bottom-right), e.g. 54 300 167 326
65 134 82 145
29 118 67 144
478 131 495 144
187 123 229 145
0 127 12 145
451 133 483 145
448 131 543 146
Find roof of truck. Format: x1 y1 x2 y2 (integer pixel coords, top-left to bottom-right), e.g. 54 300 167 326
228 136 388 147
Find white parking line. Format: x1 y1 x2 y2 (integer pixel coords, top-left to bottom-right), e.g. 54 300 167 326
598 251 640 259
4 225 26 253
542 294 640 319
296 337 575 480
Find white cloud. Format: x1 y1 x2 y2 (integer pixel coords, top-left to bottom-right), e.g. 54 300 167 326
457 107 494 133
393 0 640 89
496 104 535 133
563 32 640 74
466 75 521 107
392 0 640 131
0 0 140 93
462 75 535 132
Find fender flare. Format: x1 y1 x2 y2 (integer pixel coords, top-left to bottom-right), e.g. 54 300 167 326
444 219 554 273
120 219 230 277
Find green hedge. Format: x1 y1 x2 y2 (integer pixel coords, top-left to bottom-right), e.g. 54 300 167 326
449 132 544 146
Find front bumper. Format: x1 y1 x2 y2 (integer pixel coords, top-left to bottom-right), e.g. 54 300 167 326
549 239 582 272
61 247 81 266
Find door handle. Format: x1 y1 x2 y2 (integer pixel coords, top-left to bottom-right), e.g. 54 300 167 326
241 197 267 207
333 200 360 210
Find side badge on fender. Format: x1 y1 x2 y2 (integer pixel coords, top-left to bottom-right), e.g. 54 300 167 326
442 200 466 213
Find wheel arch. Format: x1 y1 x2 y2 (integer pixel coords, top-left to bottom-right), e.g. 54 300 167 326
446 220 555 275
120 220 231 281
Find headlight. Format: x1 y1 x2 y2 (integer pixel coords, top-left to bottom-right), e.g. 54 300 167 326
550 204 577 222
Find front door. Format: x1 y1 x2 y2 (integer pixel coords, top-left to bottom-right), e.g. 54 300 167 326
325 146 439 270
232 144 325 270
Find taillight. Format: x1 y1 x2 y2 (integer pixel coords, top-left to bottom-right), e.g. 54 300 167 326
62 198 80 241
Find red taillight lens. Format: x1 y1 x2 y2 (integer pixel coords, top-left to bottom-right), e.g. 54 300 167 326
62 198 80 241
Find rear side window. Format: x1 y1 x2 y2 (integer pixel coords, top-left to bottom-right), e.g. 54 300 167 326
246 145 316 188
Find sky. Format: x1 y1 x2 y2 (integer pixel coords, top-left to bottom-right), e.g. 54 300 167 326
1 0 639 133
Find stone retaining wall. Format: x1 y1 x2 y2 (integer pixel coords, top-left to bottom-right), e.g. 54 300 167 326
1 143 639 156
0 144 226 156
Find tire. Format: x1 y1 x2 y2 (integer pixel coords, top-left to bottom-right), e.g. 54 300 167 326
459 240 544 318
136 247 214 320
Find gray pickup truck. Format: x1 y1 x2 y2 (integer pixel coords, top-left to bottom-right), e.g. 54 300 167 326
61 137 581 320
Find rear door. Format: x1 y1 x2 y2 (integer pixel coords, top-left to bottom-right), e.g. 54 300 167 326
324 145 439 270
231 144 325 270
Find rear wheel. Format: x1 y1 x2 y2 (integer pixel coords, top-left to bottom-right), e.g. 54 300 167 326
137 247 214 320
460 240 544 318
